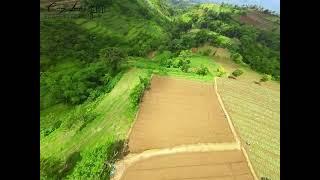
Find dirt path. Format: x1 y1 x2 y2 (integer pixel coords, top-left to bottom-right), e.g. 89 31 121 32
117 150 253 180
113 142 241 180
112 76 257 180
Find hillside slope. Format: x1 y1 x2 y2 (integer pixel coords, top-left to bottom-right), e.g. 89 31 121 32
40 1 280 179
40 1 174 179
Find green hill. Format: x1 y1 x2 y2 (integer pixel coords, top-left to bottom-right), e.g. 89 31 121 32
40 1 280 179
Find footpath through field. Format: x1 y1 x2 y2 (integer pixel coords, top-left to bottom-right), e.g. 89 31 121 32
113 76 257 180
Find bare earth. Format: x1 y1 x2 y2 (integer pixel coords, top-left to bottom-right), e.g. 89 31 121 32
128 76 235 153
114 76 256 180
120 150 254 180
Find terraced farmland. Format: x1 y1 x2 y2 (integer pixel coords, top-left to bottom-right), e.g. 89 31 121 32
216 78 280 180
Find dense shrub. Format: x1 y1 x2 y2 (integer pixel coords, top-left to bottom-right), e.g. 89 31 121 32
78 111 98 131
196 65 209 76
99 47 127 75
230 52 244 64
130 75 152 109
232 69 244 77
40 47 127 108
161 58 174 68
181 63 191 73
40 19 112 71
41 120 62 137
40 152 82 179
40 156 63 179
217 67 226 77
68 139 128 180
156 51 174 67
139 76 151 90
260 74 272 82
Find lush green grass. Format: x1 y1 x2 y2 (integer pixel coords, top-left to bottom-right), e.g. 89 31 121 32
217 78 279 180
40 68 151 179
128 54 221 82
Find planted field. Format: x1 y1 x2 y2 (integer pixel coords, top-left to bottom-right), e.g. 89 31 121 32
120 150 254 180
128 76 235 153
216 78 280 180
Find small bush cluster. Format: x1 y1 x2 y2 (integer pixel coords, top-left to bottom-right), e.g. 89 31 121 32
67 139 129 179
130 75 152 109
158 50 192 73
41 120 62 137
40 152 82 179
260 74 272 82
217 67 226 77
232 69 244 77
230 52 244 64
196 65 209 76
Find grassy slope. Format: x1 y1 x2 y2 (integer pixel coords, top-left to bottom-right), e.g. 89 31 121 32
40 0 171 125
128 53 220 82
41 68 150 176
198 44 280 91
40 54 220 178
72 0 170 48
40 1 173 178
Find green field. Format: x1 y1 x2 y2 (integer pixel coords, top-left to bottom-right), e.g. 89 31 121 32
41 68 151 179
128 54 220 82
217 78 280 180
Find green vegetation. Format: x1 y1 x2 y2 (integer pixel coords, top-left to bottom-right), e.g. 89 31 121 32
260 74 272 82
175 3 280 80
130 73 152 109
40 0 280 179
232 69 244 77
217 78 279 180
40 69 150 179
196 65 209 76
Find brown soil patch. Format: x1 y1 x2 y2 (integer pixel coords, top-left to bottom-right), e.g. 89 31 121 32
120 150 254 180
238 11 275 31
128 76 235 153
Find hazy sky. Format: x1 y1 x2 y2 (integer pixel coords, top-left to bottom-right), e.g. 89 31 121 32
203 0 280 13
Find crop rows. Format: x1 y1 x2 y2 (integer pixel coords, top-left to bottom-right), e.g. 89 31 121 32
217 78 280 180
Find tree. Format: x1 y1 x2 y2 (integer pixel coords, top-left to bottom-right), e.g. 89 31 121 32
176 20 192 32
230 52 244 64
178 50 192 60
196 65 209 76
195 30 212 46
99 47 127 75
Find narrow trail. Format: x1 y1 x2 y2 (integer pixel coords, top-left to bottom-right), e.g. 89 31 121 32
112 77 258 180
112 142 240 180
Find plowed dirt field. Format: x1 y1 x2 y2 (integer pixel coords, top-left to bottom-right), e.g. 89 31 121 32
128 76 235 153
